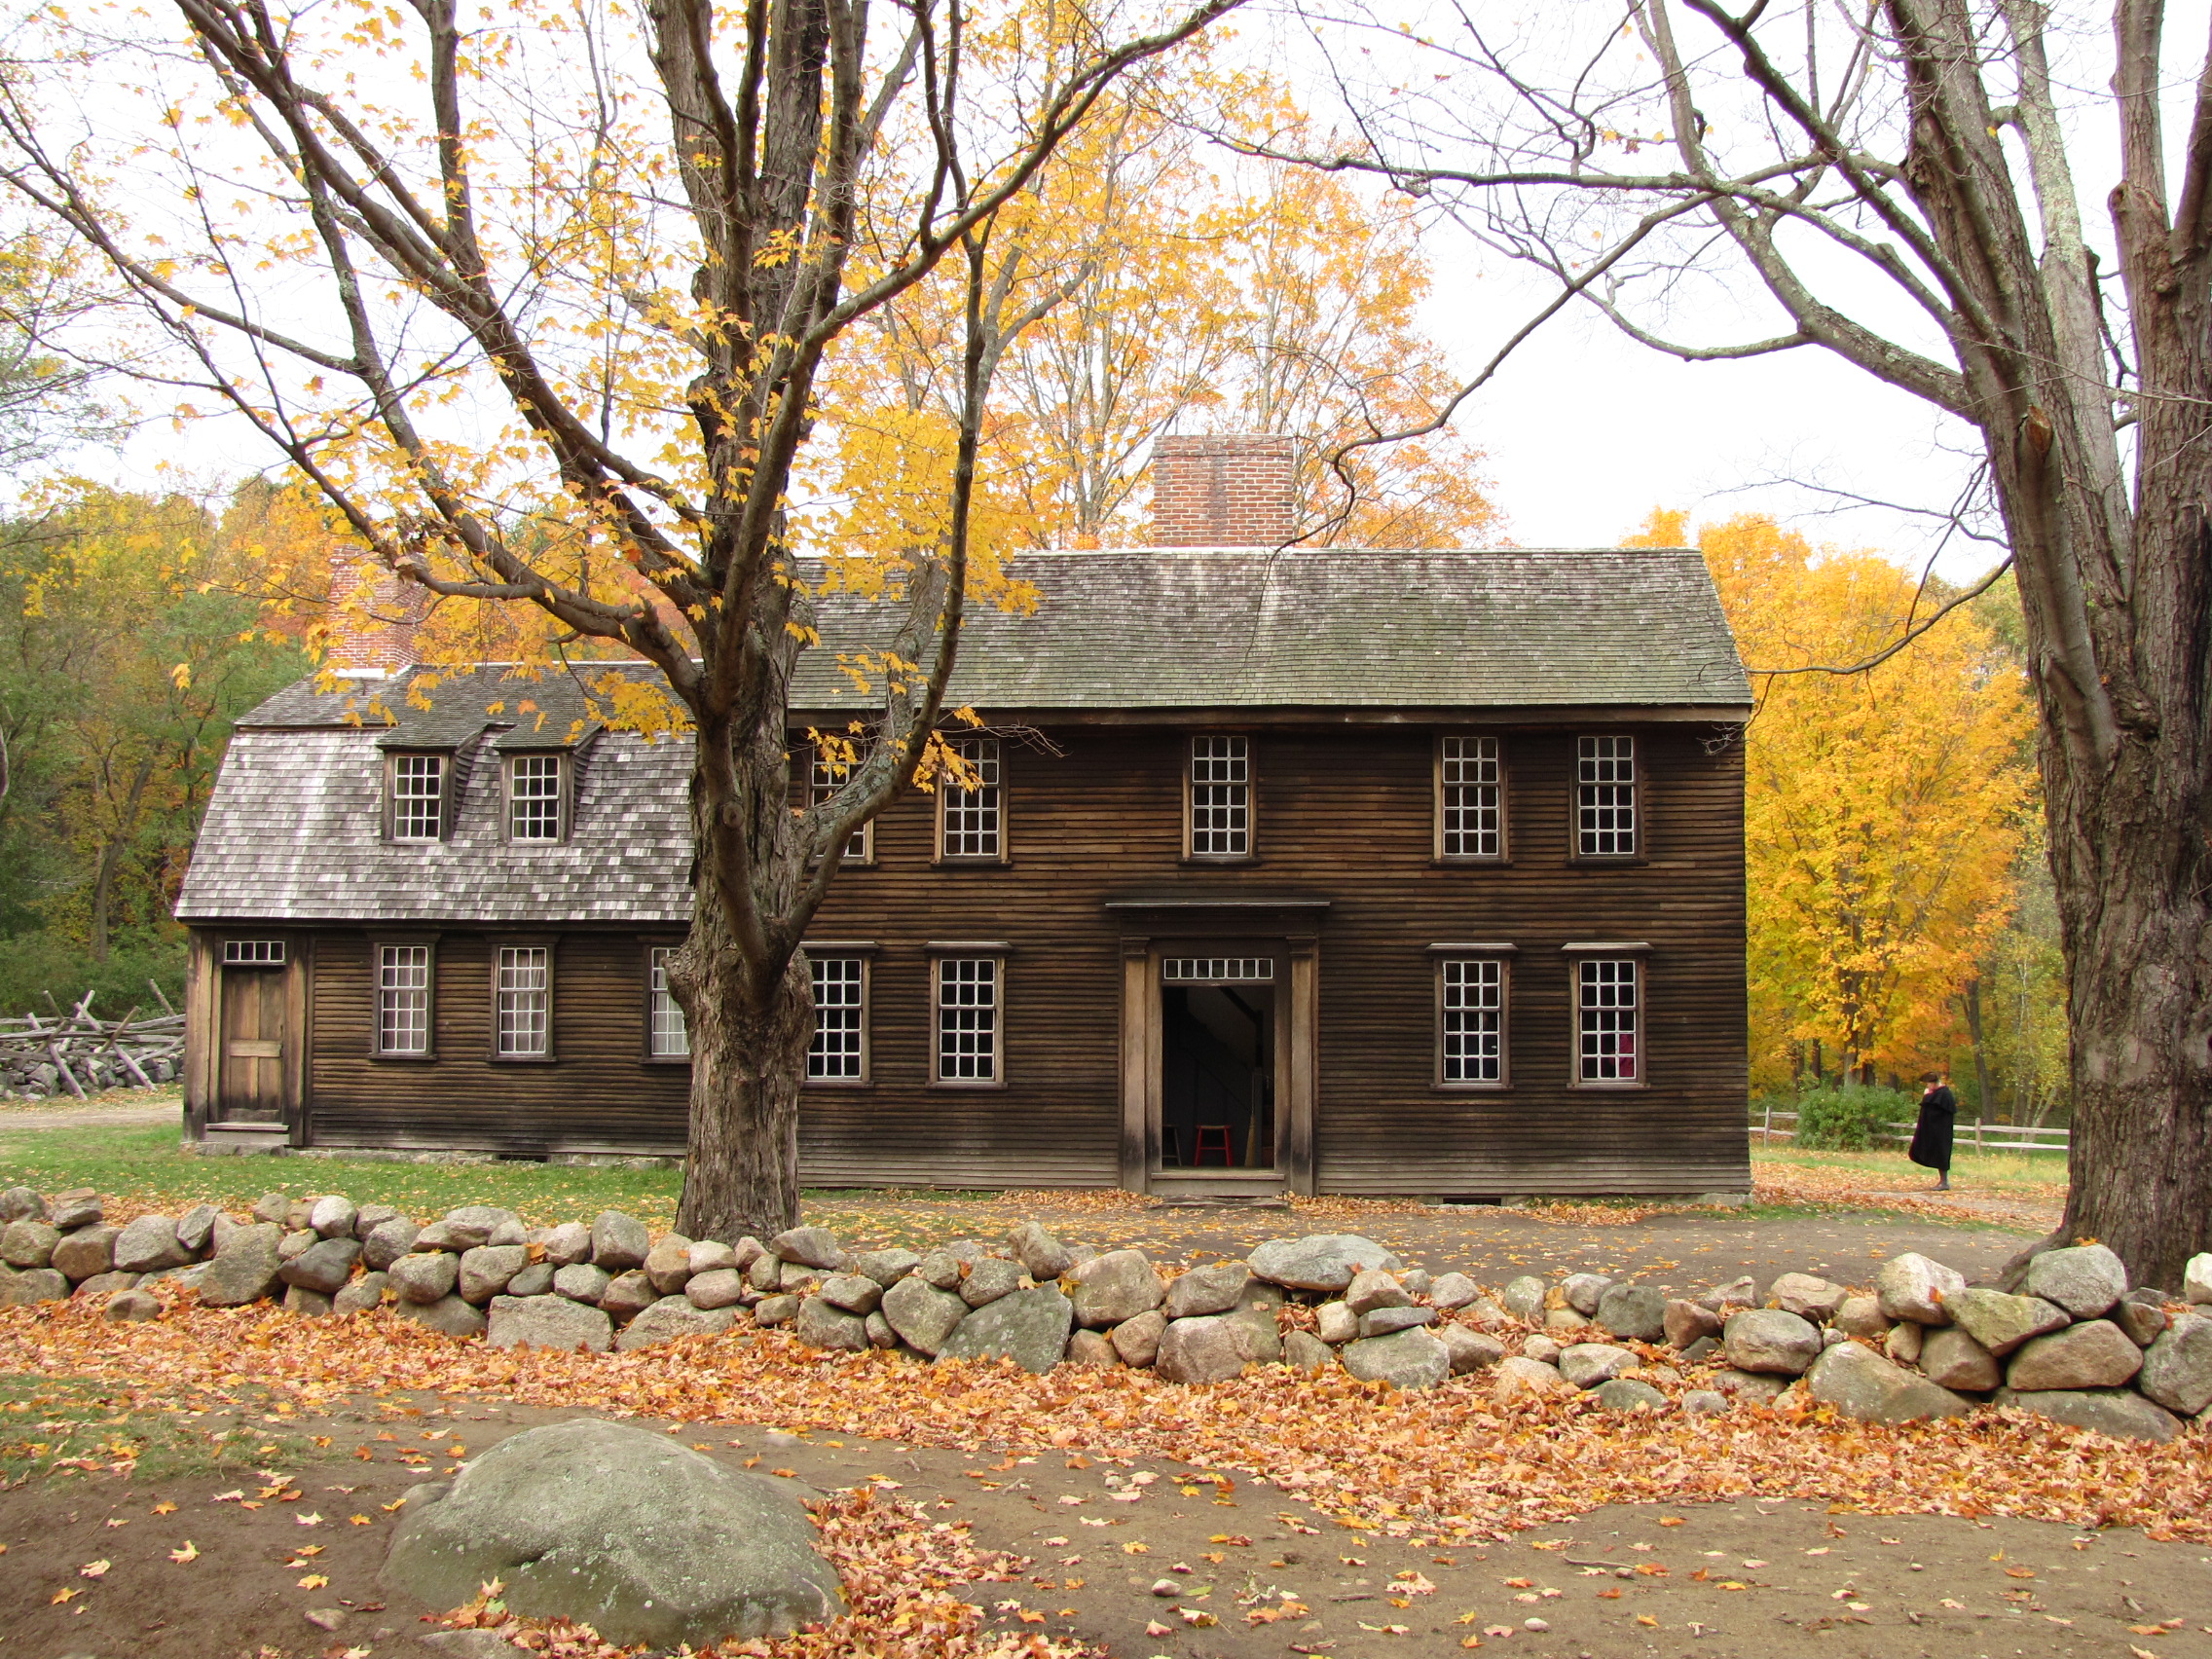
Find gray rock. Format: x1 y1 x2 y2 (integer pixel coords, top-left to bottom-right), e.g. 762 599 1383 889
436 1205 520 1250
1885 1320 1923 1365
52 1225 119 1280
73 1269 140 1299
199 1224 287 1307
2186 1252 2212 1304
1360 1306 1436 1337
113 1214 191 1274
250 1192 291 1225
541 1222 593 1267
686 1268 747 1310
393 1293 489 1339
1560 1272 1613 1315
1803 1342 1971 1423
865 1310 898 1349
1681 1388 1731 1416
412 1220 466 1251
1283 1329 1333 1375
1246 1234 1398 1293
1722 1309 1823 1376
1545 1307 1591 1335
0 1185 43 1223
175 1203 220 1255
335 1272 388 1314
855 1248 922 1287
1316 1301 1359 1344
1401 1268 1432 1297
283 1284 336 1317
1664 1298 1724 1348
616 1297 736 1350
506 1262 555 1298
1995 1386 2182 1443
960 1256 1024 1308
1874 1253 1965 1325
938 1286 1075 1374
591 1211 651 1271
422 1631 521 1658
309 1195 358 1238
1068 1249 1163 1328
555 1262 612 1304
778 1261 825 1296
2006 1320 2142 1390
1062 1327 1116 1367
645 1237 695 1296
281 1236 363 1296
793 1295 869 1351
1917 1327 2001 1391
1226 1304 1283 1366
2117 1299 2169 1346
1769 1272 1848 1322
1109 1308 1167 1367
0 1266 68 1304
1522 1334 1565 1365
729 1235 767 1272
1559 1343 1638 1388
1344 1268 1413 1316
1678 1334 1720 1366
457 1244 529 1303
351 1202 400 1240
769 1226 845 1271
2022 1243 2128 1319
2137 1312 2212 1417
1500 1275 1547 1320
818 1272 883 1314
1342 1327 1452 1389
747 1250 785 1292
880 1277 969 1356
752 1294 798 1327
1700 1274 1758 1311
362 1219 423 1272
1941 1287 2067 1356
277 1227 318 1263
1491 1355 1572 1400
915 1250 964 1291
1007 1222 1074 1282
685 1239 737 1276
103 1287 161 1323
1830 1295 1888 1340
1594 1378 1668 1412
380 1419 841 1646
1428 1272 1481 1311
600 1270 659 1320
1596 1283 1667 1343
48 1188 101 1230
1438 1325 1506 1375
1163 1261 1251 1320
1155 1314 1260 1383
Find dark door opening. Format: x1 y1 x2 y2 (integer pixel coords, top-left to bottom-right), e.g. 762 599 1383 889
1161 983 1275 1168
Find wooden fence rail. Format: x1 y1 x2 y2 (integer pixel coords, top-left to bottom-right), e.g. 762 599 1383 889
0 984 185 1100
1751 1105 2069 1153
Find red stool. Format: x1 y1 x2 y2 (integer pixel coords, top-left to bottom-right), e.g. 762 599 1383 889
1194 1124 1234 1166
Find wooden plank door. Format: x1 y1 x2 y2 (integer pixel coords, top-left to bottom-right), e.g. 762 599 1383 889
215 967 288 1123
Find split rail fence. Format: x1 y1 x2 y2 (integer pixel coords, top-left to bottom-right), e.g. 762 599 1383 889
0 984 185 1100
1751 1104 2069 1153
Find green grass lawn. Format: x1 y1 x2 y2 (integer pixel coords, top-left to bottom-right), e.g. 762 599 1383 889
0 1373 339 1485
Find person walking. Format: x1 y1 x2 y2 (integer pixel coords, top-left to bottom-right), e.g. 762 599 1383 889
1908 1070 1957 1191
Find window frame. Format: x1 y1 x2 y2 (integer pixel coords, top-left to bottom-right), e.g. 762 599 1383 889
804 946 874 1087
1434 733 1509 863
1183 732 1256 862
803 742 874 866
384 751 453 843
1567 945 1649 1088
1430 944 1514 1088
502 751 570 844
369 936 438 1060
933 735 1006 864
643 942 690 1064
928 944 1008 1088
488 940 557 1062
1573 733 1641 861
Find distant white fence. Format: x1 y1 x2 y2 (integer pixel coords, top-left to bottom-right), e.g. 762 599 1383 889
1751 1105 2069 1153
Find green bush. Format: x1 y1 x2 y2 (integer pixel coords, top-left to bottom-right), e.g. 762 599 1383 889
1791 1085 1919 1151
0 931 188 1022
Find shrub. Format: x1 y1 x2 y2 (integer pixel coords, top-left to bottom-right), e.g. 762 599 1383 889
1791 1085 1919 1151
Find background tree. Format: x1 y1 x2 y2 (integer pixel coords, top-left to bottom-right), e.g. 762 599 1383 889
0 0 1236 1239
1287 0 2212 1283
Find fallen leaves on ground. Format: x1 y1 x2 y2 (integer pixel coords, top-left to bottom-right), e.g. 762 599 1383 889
1749 1160 2062 1229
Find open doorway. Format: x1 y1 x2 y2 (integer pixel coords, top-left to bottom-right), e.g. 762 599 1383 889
1161 977 1275 1169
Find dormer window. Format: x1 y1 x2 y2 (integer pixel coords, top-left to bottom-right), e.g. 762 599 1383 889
505 752 567 842
387 753 449 841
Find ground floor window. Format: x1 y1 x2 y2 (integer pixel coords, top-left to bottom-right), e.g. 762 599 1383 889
935 956 1000 1084
647 947 689 1057
808 955 868 1082
376 943 432 1055
1438 957 1505 1085
495 946 551 1057
1576 957 1640 1083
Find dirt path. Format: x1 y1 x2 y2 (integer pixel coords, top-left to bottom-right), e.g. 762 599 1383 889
0 1092 179 1132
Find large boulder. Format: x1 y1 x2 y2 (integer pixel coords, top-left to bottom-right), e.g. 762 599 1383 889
0 1186 44 1224
1558 1343 1637 1388
793 1296 868 1352
768 1226 845 1271
879 1277 969 1356
1560 1273 1613 1316
644 1237 695 1296
1360 1306 1435 1337
2185 1252 2212 1304
1500 1275 1547 1320
280 1236 363 1297
1439 1325 1507 1375
1830 1296 1889 1340
1163 1261 1251 1320
175 1203 221 1256
1596 1283 1667 1343
390 1250 462 1305
335 1272 388 1315
600 1271 659 1320
51 1225 119 1281
1007 1223 1074 1282
0 1266 69 1304
2006 1320 2143 1391
1155 1314 1261 1383
1804 1342 1971 1423
393 1294 489 1339
542 1222 594 1267
362 1218 424 1271
2021 1243 2127 1319
818 1272 885 1315
1344 1268 1413 1317
937 1287 1074 1375
1916 1327 2002 1392
459 1244 530 1303
1429 1272 1481 1311
436 1205 523 1250
2137 1313 2212 1417
1995 1387 2182 1443
855 1248 922 1287
48 1188 101 1230
308 1195 358 1238
488 1294 613 1353
1489 1354 1571 1401
1594 1378 1668 1413
1722 1309 1823 1376
685 1269 747 1310
1341 1327 1452 1389
1283 1329 1333 1375
1247 1235 1397 1293
1945 1289 2070 1357
959 1257 1024 1309
1875 1253 1965 1325
381 1420 840 1647
1769 1273 1848 1323
617 1298 737 1351
1664 1299 1724 1348
113 1214 191 1274
554 1263 612 1305
198 1223 286 1308
1109 1309 1167 1367
1067 1250 1163 1328
591 1211 651 1271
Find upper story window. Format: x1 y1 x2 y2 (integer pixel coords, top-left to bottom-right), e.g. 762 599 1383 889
495 945 551 1057
387 753 449 841
1437 955 1506 1086
808 744 874 864
1576 956 1641 1084
647 946 689 1058
1438 735 1503 859
807 954 869 1082
1576 734 1637 857
505 753 567 842
938 736 1003 861
1187 735 1251 858
376 942 433 1055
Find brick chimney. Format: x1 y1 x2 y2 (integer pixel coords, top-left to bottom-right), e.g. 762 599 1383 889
324 553 425 677
1149 433 1298 546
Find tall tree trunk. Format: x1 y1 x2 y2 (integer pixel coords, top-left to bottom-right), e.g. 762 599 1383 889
1962 977 1993 1129
89 753 155 964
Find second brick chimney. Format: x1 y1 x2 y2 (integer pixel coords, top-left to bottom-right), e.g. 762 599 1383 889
1149 433 1297 546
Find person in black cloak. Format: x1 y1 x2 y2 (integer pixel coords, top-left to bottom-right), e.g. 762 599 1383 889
1908 1069 1957 1190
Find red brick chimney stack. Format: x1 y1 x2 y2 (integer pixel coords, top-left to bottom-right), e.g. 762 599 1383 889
1150 433 1298 546
325 554 424 677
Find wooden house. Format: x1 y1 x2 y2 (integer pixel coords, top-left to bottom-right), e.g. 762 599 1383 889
175 438 1755 1198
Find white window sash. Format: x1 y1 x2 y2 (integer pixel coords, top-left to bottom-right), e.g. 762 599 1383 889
938 738 1002 860
648 947 689 1057
506 754 565 842
806 955 867 1081
376 943 432 1054
1576 957 1641 1084
1438 956 1505 1085
935 956 1000 1083
495 946 551 1056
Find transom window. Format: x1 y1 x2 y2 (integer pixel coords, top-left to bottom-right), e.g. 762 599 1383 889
936 957 1000 1083
1576 735 1637 857
1161 957 1273 982
1440 735 1502 858
1188 735 1250 857
647 947 689 1057
939 737 1002 860
390 754 447 841
807 956 867 1081
222 940 286 966
1577 957 1641 1083
1439 957 1504 1085
377 943 432 1054
495 946 550 1057
808 744 873 863
507 754 565 841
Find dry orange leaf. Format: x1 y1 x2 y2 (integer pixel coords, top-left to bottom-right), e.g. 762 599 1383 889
169 1541 199 1563
50 1587 77 1604
297 1573 328 1590
80 1560 110 1578
151 1501 177 1515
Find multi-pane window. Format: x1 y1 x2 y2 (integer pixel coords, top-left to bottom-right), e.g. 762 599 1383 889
807 956 867 1081
507 754 565 841
1577 957 1641 1083
939 737 1002 860
222 940 286 966
377 943 432 1055
809 746 873 864
648 947 689 1057
390 754 447 841
1576 735 1637 857
1188 735 1250 857
1440 735 1502 858
495 946 550 1057
1439 957 1504 1085
936 957 1000 1083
